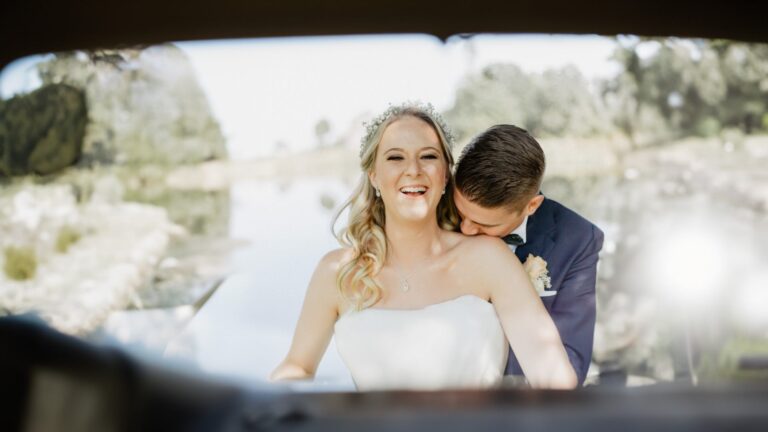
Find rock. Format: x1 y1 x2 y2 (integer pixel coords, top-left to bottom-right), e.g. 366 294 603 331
0 84 87 176
90 174 125 204
0 184 79 254
35 45 227 166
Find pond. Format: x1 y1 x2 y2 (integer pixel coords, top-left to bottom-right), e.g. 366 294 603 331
95 175 357 388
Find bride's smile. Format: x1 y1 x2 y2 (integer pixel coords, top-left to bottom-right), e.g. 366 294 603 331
369 116 448 223
398 184 428 198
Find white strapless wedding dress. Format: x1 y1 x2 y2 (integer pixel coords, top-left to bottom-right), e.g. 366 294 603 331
334 295 509 391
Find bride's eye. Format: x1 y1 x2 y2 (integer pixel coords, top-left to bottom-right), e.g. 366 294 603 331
387 155 404 161
421 154 439 160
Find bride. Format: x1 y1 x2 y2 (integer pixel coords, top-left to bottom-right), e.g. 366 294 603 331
270 103 576 390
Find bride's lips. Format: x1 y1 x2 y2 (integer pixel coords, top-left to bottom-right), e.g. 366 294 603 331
398 185 429 198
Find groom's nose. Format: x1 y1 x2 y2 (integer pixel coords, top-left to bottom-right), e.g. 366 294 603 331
460 218 480 235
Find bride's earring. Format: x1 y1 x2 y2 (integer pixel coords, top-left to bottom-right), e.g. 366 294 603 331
442 188 446 195
375 187 381 198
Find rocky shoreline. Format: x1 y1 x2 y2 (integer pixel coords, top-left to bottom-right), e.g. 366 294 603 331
0 183 183 335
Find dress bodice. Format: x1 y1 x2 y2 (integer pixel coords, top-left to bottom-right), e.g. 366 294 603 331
333 295 509 391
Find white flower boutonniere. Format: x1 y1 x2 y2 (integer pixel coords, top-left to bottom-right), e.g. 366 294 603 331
523 254 553 297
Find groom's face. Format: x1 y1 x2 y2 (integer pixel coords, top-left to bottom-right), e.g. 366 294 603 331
453 190 529 237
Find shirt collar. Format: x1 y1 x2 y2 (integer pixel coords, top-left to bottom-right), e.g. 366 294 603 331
509 215 528 245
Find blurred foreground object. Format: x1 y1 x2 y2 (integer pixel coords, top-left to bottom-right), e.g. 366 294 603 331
0 314 247 432
2 0 768 69
4 315 768 431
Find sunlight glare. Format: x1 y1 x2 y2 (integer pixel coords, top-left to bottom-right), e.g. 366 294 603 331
732 271 768 332
654 228 726 311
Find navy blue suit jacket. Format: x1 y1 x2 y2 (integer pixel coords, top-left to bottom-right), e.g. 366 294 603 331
507 197 603 386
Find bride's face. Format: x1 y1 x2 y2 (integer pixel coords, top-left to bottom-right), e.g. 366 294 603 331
369 116 448 223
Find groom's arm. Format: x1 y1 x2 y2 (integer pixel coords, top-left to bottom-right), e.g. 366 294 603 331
549 224 603 385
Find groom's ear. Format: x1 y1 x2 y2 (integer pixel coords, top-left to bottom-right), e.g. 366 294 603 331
525 194 545 216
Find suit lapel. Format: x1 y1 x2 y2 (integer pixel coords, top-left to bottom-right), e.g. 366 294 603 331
515 198 557 262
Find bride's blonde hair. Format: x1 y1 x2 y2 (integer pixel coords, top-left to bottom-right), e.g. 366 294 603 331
333 103 460 310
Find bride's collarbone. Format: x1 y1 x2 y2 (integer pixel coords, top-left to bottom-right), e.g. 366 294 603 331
377 265 455 291
373 276 483 310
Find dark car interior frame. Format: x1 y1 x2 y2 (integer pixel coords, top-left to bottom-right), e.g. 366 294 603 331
2 0 768 431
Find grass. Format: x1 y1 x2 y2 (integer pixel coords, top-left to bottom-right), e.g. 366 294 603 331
3 246 37 281
698 337 768 382
55 225 81 253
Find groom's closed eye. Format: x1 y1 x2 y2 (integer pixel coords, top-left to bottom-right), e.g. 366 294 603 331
476 222 501 228
463 218 500 228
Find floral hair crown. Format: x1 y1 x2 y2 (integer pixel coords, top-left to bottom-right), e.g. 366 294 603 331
360 101 456 158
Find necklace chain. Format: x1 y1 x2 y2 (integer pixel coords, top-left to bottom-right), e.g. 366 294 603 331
390 254 429 293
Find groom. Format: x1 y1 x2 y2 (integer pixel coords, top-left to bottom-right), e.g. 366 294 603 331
453 124 603 386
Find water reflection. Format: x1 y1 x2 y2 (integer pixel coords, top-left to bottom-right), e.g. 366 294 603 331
551 138 768 385
166 178 355 388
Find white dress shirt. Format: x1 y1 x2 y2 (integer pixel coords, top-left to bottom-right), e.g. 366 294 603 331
506 215 528 252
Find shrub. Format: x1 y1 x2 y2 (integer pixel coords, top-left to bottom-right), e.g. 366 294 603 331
55 225 81 253
694 117 721 138
3 246 37 281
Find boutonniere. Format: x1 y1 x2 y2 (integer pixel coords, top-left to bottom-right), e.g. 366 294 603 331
523 254 552 296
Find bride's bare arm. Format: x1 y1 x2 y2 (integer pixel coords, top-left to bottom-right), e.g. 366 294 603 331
269 250 345 381
472 237 577 389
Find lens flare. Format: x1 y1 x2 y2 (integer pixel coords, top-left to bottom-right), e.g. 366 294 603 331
653 228 726 311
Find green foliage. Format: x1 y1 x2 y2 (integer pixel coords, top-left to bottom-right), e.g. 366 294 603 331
123 176 229 236
698 337 768 383
693 117 721 137
3 246 37 281
314 118 331 147
55 225 81 253
604 38 768 145
0 84 87 177
444 64 614 145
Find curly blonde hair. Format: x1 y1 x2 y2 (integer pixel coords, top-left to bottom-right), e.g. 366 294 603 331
332 104 460 310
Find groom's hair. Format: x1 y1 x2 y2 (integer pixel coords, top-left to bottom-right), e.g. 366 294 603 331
455 125 545 211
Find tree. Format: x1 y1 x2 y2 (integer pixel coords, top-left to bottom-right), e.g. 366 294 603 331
603 38 768 144
444 63 613 147
314 118 331 148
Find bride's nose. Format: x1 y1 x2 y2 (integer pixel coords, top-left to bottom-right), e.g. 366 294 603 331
404 156 421 176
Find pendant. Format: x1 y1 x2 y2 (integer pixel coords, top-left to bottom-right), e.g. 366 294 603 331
401 279 410 292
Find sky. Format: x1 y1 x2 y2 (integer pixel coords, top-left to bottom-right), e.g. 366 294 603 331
1 34 619 160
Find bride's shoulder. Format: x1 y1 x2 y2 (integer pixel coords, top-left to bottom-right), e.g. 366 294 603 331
307 248 354 298
317 248 356 271
453 234 510 256
444 235 519 290
450 234 518 269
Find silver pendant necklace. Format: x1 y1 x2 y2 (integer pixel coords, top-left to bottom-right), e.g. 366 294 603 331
391 255 427 293
399 275 411 293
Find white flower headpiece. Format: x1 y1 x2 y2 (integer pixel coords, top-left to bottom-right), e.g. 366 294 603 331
360 101 456 158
